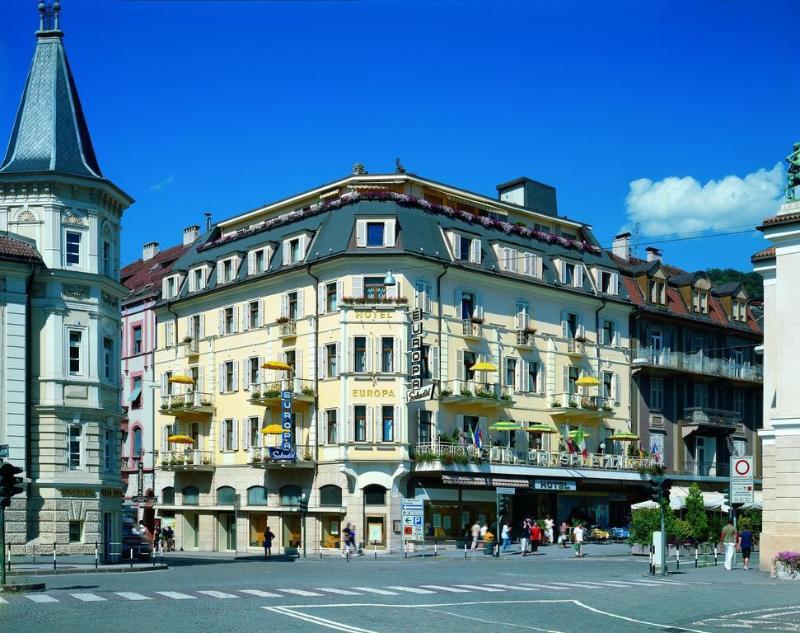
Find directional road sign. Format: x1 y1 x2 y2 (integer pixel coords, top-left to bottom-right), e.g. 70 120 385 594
401 499 425 541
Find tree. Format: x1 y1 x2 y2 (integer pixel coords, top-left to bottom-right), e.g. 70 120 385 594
706 268 763 300
685 483 708 543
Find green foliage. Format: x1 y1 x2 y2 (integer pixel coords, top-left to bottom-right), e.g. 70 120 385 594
707 513 724 544
670 519 694 546
685 483 708 542
629 508 661 546
706 267 763 300
738 509 762 533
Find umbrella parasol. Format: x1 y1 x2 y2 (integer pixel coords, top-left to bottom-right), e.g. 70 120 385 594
608 432 640 441
167 434 194 444
469 361 498 372
168 375 195 385
576 375 601 387
489 421 523 431
261 424 284 435
261 360 292 371
526 423 558 434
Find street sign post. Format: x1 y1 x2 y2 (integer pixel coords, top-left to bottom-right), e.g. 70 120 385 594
730 456 754 511
401 499 424 543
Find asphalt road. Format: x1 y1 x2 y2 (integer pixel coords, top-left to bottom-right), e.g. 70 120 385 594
3 545 798 633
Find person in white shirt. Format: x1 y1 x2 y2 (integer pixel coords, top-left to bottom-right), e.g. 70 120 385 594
471 522 481 550
544 515 554 544
500 522 511 553
572 523 585 558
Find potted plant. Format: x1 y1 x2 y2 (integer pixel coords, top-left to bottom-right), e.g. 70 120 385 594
568 399 578 408
185 453 194 465
575 335 588 344
523 325 537 336
251 453 262 464
774 552 800 579
414 451 437 464
439 388 453 398
302 450 313 461
500 392 512 401
301 386 315 397
201 455 211 465
551 399 562 408
200 399 212 407
470 315 485 325
276 315 290 324
460 388 473 397
183 335 193 344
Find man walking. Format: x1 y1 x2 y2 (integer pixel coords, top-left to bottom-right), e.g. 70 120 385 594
471 521 481 550
544 515 554 545
263 526 276 559
520 518 531 557
572 522 585 558
500 522 511 553
720 519 738 571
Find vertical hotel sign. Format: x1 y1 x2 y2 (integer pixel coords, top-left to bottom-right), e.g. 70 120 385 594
269 389 296 462
407 308 434 402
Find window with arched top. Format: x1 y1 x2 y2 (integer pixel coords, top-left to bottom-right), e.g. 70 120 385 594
280 485 303 506
132 427 142 457
319 485 342 507
217 486 236 505
162 487 175 505
247 486 267 506
363 484 386 506
182 486 199 505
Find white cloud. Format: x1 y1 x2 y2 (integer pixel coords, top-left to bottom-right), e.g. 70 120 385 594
623 163 783 237
148 174 175 192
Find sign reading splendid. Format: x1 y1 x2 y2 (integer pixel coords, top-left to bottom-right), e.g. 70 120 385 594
269 389 296 463
407 308 434 402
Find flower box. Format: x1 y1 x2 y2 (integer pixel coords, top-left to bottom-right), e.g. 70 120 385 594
775 552 800 579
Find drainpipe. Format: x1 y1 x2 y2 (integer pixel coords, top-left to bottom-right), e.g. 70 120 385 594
306 264 320 463
24 263 38 481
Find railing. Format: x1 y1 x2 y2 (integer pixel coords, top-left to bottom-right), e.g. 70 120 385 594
633 347 763 383
160 391 214 412
550 392 615 413
682 407 740 430
567 339 587 355
683 460 731 477
159 450 214 469
248 444 315 465
438 379 510 403
248 378 315 401
461 319 484 338
278 319 297 337
516 330 535 346
412 442 653 471
182 338 199 355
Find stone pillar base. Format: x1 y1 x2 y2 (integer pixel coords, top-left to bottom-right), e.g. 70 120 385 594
759 532 800 572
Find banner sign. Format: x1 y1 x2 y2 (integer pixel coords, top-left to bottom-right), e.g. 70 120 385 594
534 479 577 492
408 308 431 402
441 474 530 488
269 448 297 462
280 389 295 461
137 459 144 498
407 384 435 402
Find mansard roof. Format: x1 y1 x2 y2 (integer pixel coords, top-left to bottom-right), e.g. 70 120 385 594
121 243 193 303
0 233 43 264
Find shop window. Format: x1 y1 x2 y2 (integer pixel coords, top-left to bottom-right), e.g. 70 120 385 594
182 486 199 505
363 484 386 506
217 486 236 505
162 487 175 505
319 485 342 507
249 514 268 548
69 520 82 543
280 485 303 506
247 486 268 506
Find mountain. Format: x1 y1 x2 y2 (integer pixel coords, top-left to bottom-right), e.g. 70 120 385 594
706 268 763 300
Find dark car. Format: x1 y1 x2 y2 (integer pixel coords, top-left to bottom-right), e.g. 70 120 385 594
122 521 152 560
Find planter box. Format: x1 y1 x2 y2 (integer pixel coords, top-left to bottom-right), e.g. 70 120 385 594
776 562 800 580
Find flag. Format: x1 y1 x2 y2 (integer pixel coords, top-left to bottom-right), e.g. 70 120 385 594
573 427 587 458
473 424 483 449
651 440 661 464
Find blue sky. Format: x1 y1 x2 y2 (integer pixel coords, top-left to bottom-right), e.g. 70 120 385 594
1 0 797 271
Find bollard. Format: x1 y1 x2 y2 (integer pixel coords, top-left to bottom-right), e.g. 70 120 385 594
434 537 437 557
374 541 378 559
130 546 134 568
713 546 718 566
464 542 468 559
53 542 57 571
676 547 680 570
695 547 698 568
649 544 654 575
7 543 11 572
95 542 99 570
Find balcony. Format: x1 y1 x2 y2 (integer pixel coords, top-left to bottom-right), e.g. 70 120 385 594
438 380 514 408
682 460 731 478
182 338 199 357
248 379 315 406
632 347 763 383
412 442 653 472
159 391 214 416
566 339 588 358
681 407 740 434
549 393 615 418
461 319 484 340
277 319 297 338
159 449 214 471
247 445 315 468
515 330 535 348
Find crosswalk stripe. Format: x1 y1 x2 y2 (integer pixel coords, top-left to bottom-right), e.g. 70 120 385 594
281 589 323 597
25 595 59 603
316 588 363 596
419 585 471 593
486 584 540 591
624 580 671 586
385 586 435 594
70 593 106 602
156 591 196 600
552 582 602 589
352 587 398 596
520 583 570 590
197 590 238 599
115 592 151 601
239 590 281 598
593 581 641 587
453 584 505 592
0 596 8 604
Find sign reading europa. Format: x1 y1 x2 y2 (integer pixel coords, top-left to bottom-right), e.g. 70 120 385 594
407 308 434 402
352 389 396 398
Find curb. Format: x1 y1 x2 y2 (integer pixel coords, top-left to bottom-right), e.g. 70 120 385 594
8 564 168 577
1 582 46 592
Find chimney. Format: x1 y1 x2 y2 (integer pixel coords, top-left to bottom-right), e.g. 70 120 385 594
142 241 159 262
646 246 662 262
183 224 200 246
352 162 367 175
612 232 631 260
204 212 212 232
496 177 558 217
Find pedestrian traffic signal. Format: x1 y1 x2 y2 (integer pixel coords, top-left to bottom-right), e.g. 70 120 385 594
497 495 510 519
0 462 24 509
649 476 664 503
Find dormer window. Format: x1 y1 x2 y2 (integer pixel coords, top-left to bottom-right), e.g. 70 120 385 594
248 246 271 275
559 260 583 288
596 269 619 295
217 256 239 284
282 234 309 266
447 231 481 264
188 266 208 292
162 274 182 299
356 219 396 248
692 290 709 314
496 245 542 278
733 299 747 322
649 280 666 305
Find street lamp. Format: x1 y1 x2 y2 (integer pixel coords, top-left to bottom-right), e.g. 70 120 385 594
383 270 397 286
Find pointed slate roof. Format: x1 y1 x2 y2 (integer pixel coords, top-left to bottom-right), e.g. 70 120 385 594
0 14 102 179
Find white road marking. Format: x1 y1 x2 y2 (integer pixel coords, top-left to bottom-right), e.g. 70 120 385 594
25 595 59 603
239 589 282 598
156 591 196 600
484 584 541 591
351 587 398 595
70 593 106 602
419 585 472 593
453 584 505 592
317 588 364 596
266 605 378 633
0 596 8 604
197 590 238 599
591 581 642 587
385 586 435 594
552 582 601 589
520 583 570 590
281 588 323 597
115 592 151 601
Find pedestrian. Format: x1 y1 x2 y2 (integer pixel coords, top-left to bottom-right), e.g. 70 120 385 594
471 521 481 550
544 515 554 545
738 524 753 571
520 519 531 557
501 522 511 553
166 526 175 552
342 523 353 556
559 521 569 548
263 526 276 559
720 519 738 571
530 521 542 555
480 523 489 540
572 523 585 558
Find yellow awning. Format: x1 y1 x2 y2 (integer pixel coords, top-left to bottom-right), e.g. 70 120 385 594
167 434 194 444
608 432 640 441
526 424 559 434
470 362 498 372
168 375 195 385
261 361 292 371
576 375 601 387
261 424 284 435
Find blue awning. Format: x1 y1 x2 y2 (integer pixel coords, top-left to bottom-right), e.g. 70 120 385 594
128 382 142 403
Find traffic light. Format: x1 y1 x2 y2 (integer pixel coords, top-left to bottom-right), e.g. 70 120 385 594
298 494 308 514
661 480 671 506
497 495 510 519
0 462 24 509
649 475 664 503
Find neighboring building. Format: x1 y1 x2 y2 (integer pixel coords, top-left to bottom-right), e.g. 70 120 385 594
152 168 640 554
612 235 763 496
753 197 800 571
0 5 132 554
119 231 197 525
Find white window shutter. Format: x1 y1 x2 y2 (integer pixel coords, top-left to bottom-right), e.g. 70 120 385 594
385 219 396 247
218 363 225 393
517 360 524 392
365 337 372 372
334 342 340 376
414 280 423 310
296 348 303 380
431 346 439 380
366 406 374 442
197 365 204 393
352 275 363 299
232 418 239 451
243 419 251 450
257 300 264 327
575 265 584 288
456 414 464 435
319 346 326 379
318 284 326 314
478 416 488 436
457 349 465 381
562 366 569 394
232 361 239 392
611 273 619 295
218 420 225 451
449 232 460 259
248 251 255 275
161 371 168 394
185 317 192 339
346 337 352 374
243 305 251 331
336 280 343 306
614 373 621 405
188 272 195 292
393 336 400 373
281 293 288 318
356 220 367 247
297 289 304 318
386 279 399 299
282 241 290 266
218 309 224 336
470 239 481 263
577 314 586 338
613 326 621 348
561 313 568 339
300 234 308 259
475 293 484 319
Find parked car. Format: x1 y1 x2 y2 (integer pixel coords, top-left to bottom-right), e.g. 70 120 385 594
122 520 152 560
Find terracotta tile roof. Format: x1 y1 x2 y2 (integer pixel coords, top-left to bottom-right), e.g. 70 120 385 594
759 212 800 229
120 242 191 301
620 275 644 306
751 246 775 262
0 234 42 263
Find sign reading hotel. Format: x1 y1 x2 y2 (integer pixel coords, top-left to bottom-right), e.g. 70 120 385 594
534 479 577 492
269 390 296 462
407 308 434 402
